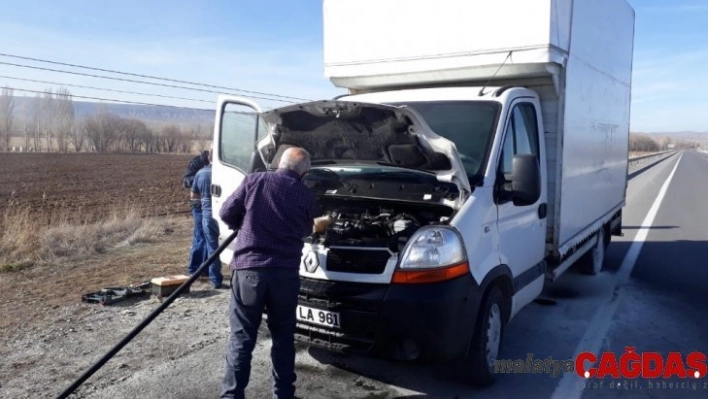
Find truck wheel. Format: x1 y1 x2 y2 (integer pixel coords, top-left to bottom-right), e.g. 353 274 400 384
582 229 606 275
460 285 506 387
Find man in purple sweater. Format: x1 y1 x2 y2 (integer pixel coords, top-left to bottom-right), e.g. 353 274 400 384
219 147 320 399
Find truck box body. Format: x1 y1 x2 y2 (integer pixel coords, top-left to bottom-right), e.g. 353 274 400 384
323 0 634 256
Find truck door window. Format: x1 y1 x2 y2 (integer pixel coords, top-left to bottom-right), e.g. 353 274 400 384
513 104 539 161
219 103 266 172
500 103 540 175
499 103 540 195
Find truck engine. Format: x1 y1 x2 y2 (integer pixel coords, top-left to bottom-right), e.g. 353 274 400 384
306 198 453 253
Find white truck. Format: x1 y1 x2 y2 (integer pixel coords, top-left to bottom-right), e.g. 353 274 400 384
210 0 634 386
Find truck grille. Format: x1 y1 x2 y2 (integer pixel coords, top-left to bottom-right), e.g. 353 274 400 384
326 247 391 274
295 277 387 353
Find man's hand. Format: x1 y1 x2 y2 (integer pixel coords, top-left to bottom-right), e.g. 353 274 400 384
313 216 334 234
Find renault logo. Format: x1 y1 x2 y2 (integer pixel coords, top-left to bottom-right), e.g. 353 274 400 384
302 251 319 273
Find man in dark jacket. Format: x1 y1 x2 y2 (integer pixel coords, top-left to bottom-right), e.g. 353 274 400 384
183 150 210 189
184 150 210 277
218 147 321 399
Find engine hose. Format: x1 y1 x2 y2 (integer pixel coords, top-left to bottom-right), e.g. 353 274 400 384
54 229 239 399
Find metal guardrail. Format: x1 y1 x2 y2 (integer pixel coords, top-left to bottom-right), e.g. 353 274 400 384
627 150 677 174
628 150 675 163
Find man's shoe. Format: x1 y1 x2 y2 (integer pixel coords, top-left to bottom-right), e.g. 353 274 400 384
213 283 230 290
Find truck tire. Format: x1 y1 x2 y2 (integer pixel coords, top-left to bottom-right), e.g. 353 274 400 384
459 285 506 387
581 228 606 275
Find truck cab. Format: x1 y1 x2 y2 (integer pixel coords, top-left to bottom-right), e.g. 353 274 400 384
210 85 549 386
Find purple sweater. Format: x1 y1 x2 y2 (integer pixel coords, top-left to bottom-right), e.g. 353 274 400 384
219 169 319 270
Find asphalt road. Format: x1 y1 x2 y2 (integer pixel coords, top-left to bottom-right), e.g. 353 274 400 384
84 151 708 399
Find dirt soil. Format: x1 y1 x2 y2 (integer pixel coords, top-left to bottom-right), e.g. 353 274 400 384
0 217 230 398
0 218 407 399
0 153 193 220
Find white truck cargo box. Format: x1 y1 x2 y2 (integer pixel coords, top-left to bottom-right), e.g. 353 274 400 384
324 0 633 92
323 0 634 255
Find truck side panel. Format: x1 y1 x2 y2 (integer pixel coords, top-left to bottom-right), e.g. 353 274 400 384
556 0 634 251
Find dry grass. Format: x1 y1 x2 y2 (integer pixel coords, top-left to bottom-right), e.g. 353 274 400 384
0 205 175 271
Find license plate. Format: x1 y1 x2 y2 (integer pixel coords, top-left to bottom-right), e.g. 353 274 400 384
296 305 341 329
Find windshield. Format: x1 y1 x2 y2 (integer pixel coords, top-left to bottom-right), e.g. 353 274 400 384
390 101 501 184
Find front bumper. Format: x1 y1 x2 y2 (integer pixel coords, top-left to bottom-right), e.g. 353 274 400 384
295 274 481 362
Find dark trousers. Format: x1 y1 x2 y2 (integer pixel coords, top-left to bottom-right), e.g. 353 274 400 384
221 268 301 399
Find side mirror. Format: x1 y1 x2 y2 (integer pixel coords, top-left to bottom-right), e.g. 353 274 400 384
511 154 541 206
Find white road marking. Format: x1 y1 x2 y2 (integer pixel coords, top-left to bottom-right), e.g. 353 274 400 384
550 154 682 399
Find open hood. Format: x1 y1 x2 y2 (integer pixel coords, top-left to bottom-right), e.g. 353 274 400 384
257 100 471 195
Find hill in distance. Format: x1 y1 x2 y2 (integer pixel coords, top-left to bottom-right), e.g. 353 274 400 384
10 96 216 126
8 95 708 146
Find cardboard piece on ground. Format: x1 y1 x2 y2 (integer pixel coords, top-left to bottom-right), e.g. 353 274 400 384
150 274 190 300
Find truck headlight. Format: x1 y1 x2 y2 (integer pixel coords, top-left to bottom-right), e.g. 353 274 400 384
393 226 469 284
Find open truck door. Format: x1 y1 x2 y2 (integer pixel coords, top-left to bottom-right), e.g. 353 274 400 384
211 95 265 265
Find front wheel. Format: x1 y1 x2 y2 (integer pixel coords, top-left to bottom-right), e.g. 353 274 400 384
458 285 506 387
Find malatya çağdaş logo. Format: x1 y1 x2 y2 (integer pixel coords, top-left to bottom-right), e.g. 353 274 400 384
576 347 707 379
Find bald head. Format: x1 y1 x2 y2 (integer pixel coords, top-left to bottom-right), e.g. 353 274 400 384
278 147 311 176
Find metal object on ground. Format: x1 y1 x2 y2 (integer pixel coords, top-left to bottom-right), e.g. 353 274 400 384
81 282 151 306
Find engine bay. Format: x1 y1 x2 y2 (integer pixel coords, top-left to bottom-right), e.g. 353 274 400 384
306 197 454 253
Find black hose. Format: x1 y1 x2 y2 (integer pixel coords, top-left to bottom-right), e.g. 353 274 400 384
54 229 239 399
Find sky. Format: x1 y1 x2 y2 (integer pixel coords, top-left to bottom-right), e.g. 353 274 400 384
0 0 706 132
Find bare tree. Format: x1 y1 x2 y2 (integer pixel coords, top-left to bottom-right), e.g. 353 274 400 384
121 118 150 153
138 124 155 153
30 94 43 152
69 115 87 153
189 123 213 152
177 132 193 153
0 86 14 151
55 88 75 153
85 110 124 152
629 133 660 152
160 124 182 153
23 120 30 151
41 89 56 152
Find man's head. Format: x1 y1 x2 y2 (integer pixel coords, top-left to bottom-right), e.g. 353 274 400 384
201 150 210 165
278 147 311 176
207 149 212 163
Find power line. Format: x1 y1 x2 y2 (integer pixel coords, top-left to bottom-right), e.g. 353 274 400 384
0 52 312 102
10 87 214 112
0 61 297 104
0 75 217 105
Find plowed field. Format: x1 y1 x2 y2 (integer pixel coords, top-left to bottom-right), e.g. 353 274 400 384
0 153 193 221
